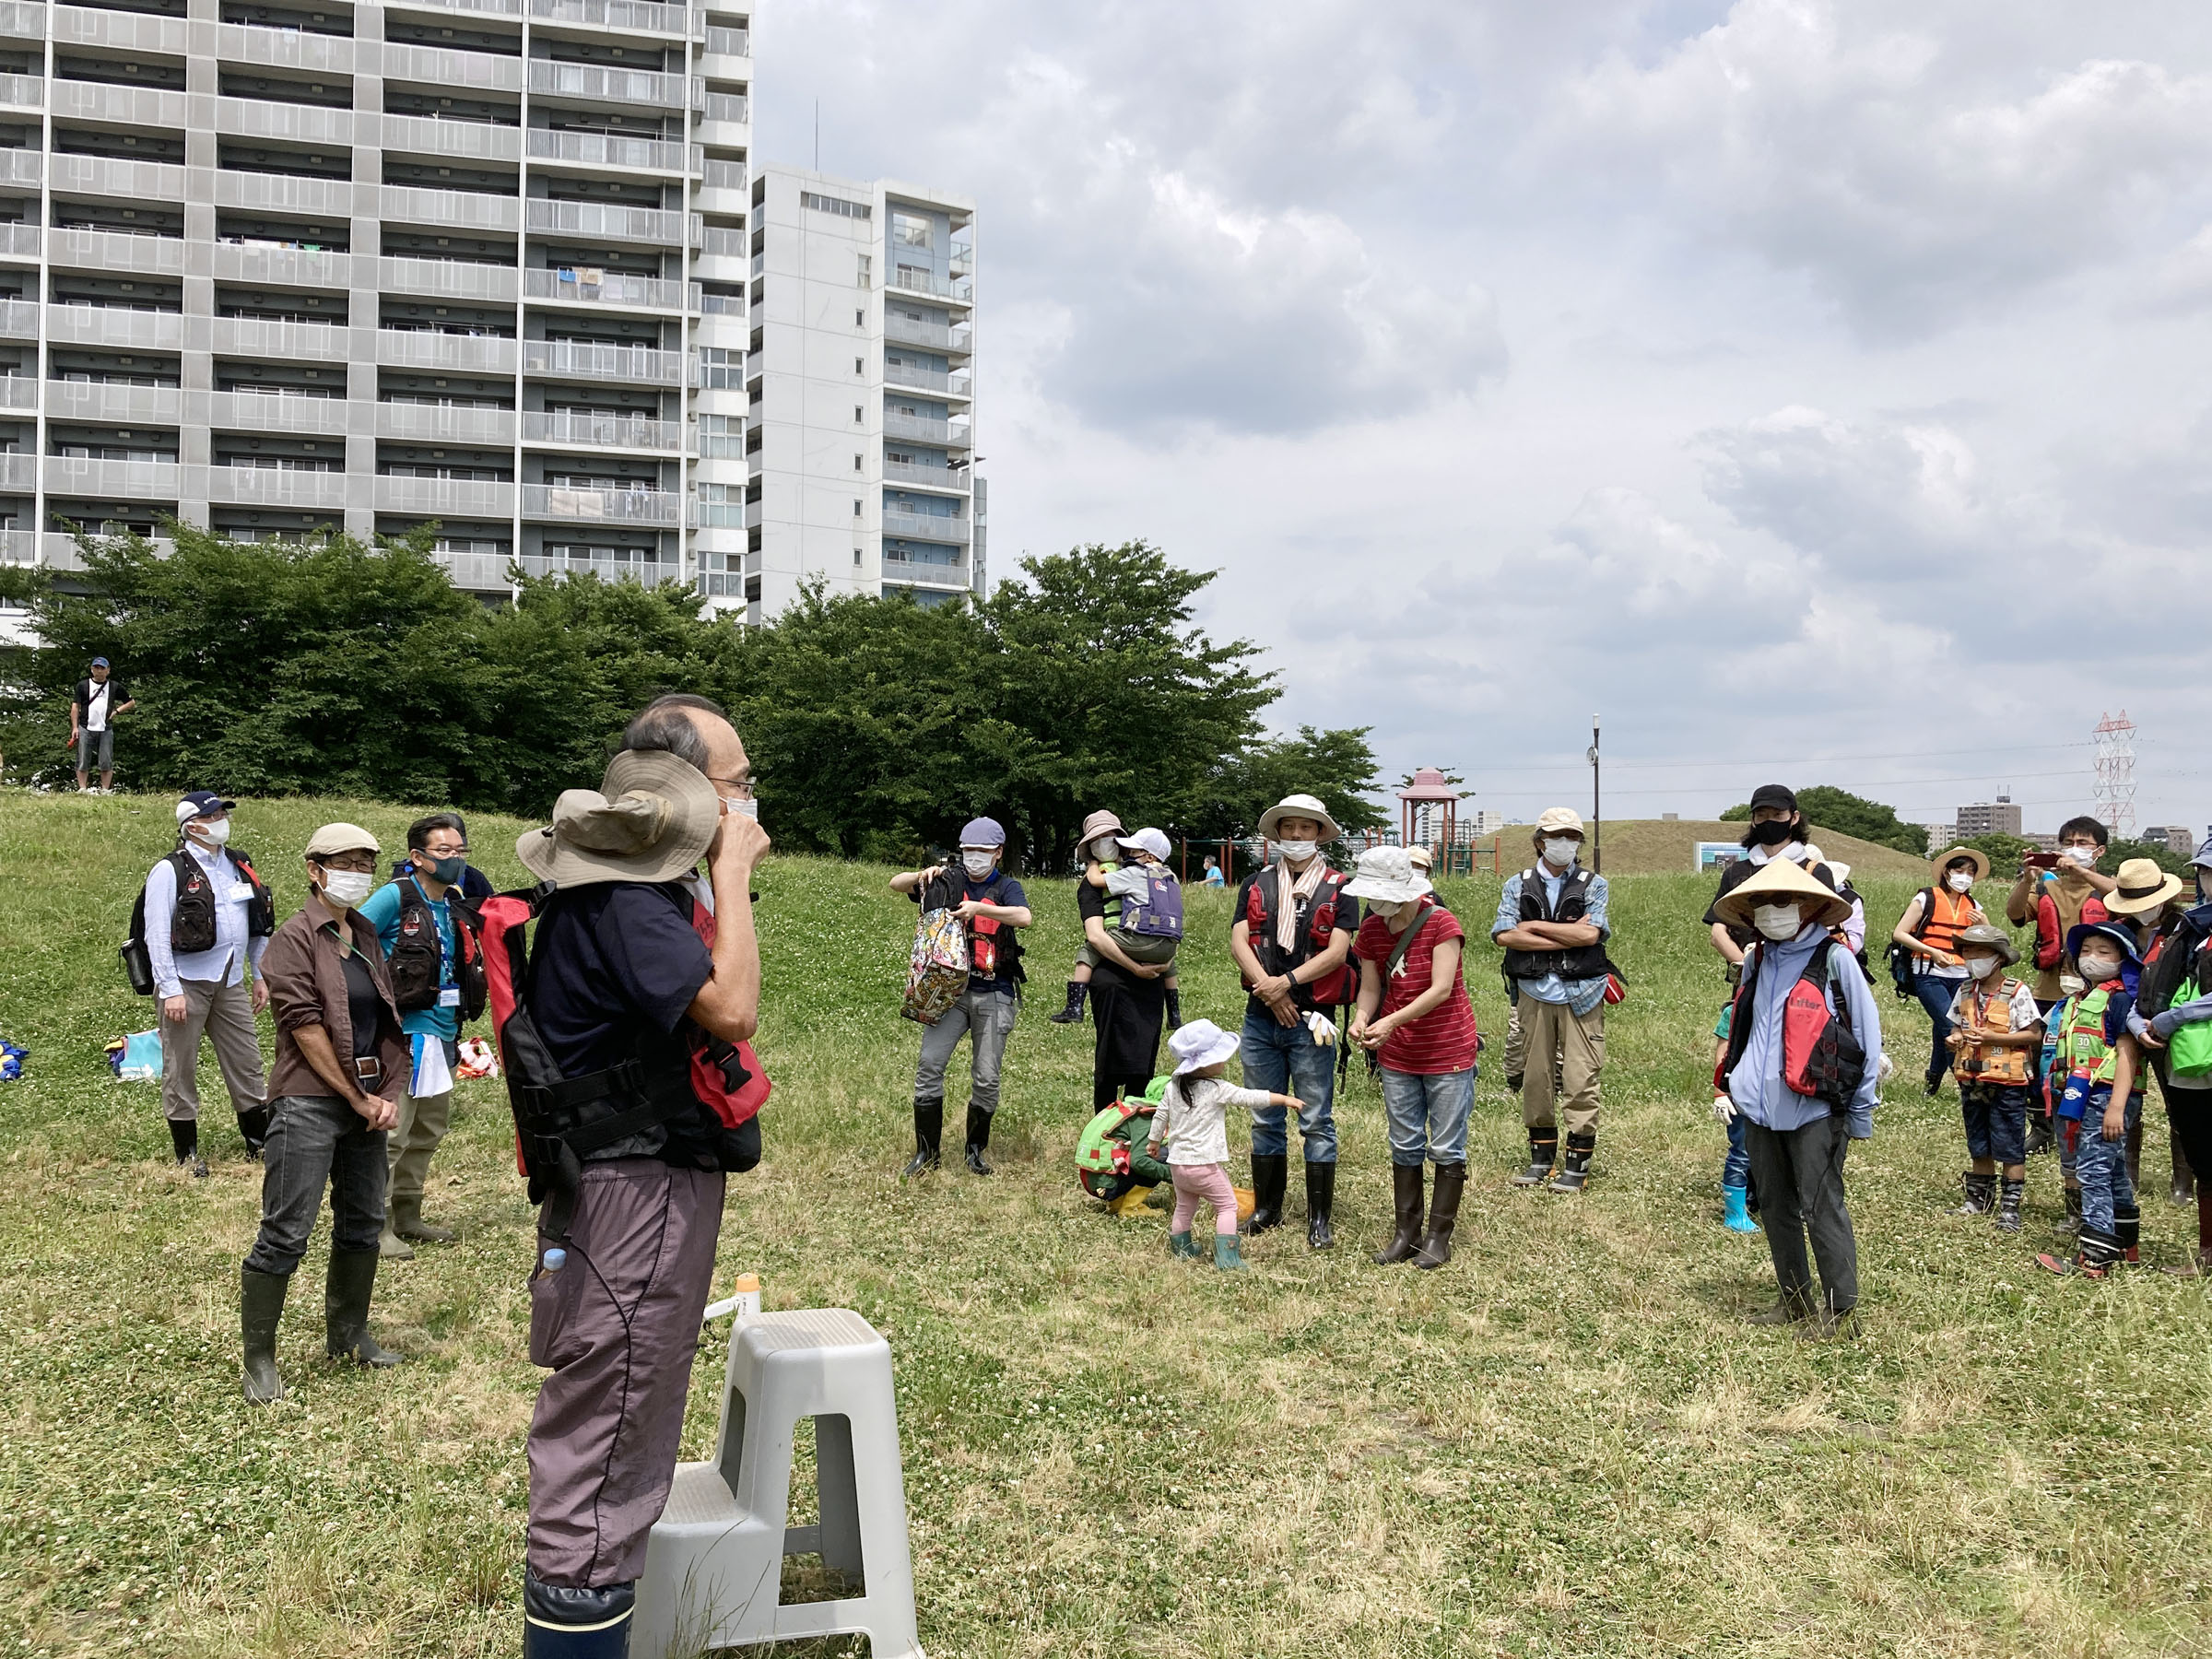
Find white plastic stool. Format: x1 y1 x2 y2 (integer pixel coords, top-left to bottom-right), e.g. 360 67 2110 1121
632 1308 925 1659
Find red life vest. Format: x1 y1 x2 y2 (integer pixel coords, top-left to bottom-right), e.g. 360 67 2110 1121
1242 864 1354 1006
1718 942 1867 1110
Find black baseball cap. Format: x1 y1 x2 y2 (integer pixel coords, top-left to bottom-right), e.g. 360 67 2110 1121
1748 782 1797 815
176 789 236 821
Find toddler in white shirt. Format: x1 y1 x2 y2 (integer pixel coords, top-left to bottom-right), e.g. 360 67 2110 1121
1148 1018 1302 1270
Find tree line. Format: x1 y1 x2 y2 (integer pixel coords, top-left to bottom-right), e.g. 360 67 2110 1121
0 529 1383 868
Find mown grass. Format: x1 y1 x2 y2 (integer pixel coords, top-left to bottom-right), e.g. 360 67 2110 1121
1 791 2208 1658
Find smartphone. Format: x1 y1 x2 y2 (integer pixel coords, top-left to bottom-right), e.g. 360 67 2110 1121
2022 851 2060 871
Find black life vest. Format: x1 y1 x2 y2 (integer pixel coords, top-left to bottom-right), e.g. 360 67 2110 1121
1500 865 1609 983
1242 863 1354 1005
386 873 488 1020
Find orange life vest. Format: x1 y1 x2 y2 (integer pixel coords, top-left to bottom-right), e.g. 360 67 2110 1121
1918 887 1982 959
1951 975 2031 1086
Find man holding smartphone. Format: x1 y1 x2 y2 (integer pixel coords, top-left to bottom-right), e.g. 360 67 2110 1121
237 822 411 1405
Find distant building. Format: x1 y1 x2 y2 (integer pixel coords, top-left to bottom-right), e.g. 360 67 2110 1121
2144 826 2195 858
2023 831 2061 853
1957 796 2023 839
1921 822 1958 853
1466 809 1506 837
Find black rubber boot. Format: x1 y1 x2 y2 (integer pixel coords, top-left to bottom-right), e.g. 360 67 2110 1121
2053 1185 2083 1239
524 1573 635 1657
1511 1129 1558 1188
1748 1288 1816 1326
1505 1072 1524 1094
1047 981 1088 1024
901 1097 943 1178
962 1104 994 1176
169 1118 208 1178
2026 1115 2054 1157
1165 986 1182 1030
2117 1201 2141 1265
1303 1160 1336 1250
1995 1176 2026 1233
1371 1163 1425 1264
235 1105 271 1160
240 1265 289 1405
1547 1133 1594 1194
1952 1171 1997 1216
1413 1163 1465 1270
324 1248 400 1367
1243 1153 1288 1234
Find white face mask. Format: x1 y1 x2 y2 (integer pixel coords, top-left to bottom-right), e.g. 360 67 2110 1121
1093 837 1119 862
961 851 997 879
1963 954 2000 980
1753 902 1802 940
723 795 759 820
2077 953 2121 982
1368 899 1402 922
2064 845 2100 866
1276 840 1317 865
1947 871 1974 892
1542 838 1579 867
192 818 232 847
318 869 373 910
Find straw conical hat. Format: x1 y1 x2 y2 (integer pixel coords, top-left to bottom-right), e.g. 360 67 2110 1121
1713 856 1853 932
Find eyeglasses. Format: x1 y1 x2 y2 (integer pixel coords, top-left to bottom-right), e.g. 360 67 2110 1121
708 774 758 800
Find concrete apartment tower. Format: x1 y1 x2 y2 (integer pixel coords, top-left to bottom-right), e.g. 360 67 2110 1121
743 163 977 621
0 0 750 597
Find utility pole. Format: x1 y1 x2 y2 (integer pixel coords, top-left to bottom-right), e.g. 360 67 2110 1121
1588 713 1602 874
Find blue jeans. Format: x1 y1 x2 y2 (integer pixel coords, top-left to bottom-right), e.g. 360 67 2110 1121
1380 1066 1475 1167
2075 1086 2142 1237
1913 972 1960 1085
1241 1012 1337 1162
1723 1110 1751 1190
1960 1082 2030 1166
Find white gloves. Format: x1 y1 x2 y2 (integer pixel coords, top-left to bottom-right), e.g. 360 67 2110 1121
1711 1094 1737 1125
1304 1010 1336 1046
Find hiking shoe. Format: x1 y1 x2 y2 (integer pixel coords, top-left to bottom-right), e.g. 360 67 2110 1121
1994 1177 2025 1234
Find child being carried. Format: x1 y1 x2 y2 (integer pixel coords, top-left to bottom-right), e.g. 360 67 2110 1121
1052 825 1186 1028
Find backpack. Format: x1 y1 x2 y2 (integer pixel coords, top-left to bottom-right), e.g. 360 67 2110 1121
1721 942 1866 1112
1120 866 1184 941
902 904 969 1026
2170 955 2212 1081
1885 887 1935 1001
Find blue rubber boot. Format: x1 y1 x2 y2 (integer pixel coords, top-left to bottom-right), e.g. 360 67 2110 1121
524 1576 633 1656
1722 1184 1758 1234
1169 1230 1202 1259
1213 1233 1247 1271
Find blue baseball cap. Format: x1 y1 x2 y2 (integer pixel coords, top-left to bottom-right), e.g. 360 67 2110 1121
175 789 236 824
90 656 109 668
958 816 1005 849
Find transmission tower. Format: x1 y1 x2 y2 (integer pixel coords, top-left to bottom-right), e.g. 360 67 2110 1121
2093 711 2137 841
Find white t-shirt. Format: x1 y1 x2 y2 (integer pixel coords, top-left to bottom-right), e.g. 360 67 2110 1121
84 682 112 732
1150 1074 1272 1167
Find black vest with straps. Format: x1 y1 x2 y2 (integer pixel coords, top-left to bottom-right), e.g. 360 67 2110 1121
165 846 276 953
1500 865 1609 982
386 874 488 1018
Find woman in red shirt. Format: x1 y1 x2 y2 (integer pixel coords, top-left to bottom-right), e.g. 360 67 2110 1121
1347 846 1481 1270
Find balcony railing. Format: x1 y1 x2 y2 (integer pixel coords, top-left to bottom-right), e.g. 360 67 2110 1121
208 465 348 511
524 266 685 309
529 0 690 35
0 147 39 188
704 25 747 56
522 410 677 450
882 457 969 492
386 0 519 16
382 185 522 232
436 549 518 591
211 242 352 287
50 154 188 201
45 381 183 423
49 81 183 128
0 295 33 339
0 526 32 564
526 59 690 109
207 389 352 435
381 112 523 165
889 266 973 302
55 5 184 53
0 71 40 109
884 359 973 398
524 198 692 245
47 304 184 351
519 550 677 584
880 554 970 586
0 450 31 490
215 96 353 146
213 21 353 75
378 402 516 444
524 127 695 173
382 41 524 92
0 2 43 41
44 454 182 497
883 409 966 445
0 220 34 258
700 91 746 124
211 315 352 361
381 255 520 304
882 509 971 546
374 475 516 517
523 482 679 525
0 373 37 409
214 171 354 216
526 338 681 384
885 312 971 354
375 330 519 374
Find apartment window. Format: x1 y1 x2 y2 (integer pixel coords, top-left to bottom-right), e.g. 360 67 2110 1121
700 414 744 458
697 482 743 527
698 347 742 390
853 499 862 516
853 453 862 471
891 211 933 250
855 253 871 288
853 405 863 423
855 309 864 326
852 548 862 567
854 357 864 375
801 190 871 220
744 574 762 603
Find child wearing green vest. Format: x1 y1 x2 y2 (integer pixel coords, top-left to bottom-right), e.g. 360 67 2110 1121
2038 923 2147 1279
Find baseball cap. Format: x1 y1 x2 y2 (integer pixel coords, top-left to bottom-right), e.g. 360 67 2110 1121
958 816 1006 849
90 655 110 668
1536 806 1585 837
1748 782 1797 815
1115 828 1172 862
175 789 236 824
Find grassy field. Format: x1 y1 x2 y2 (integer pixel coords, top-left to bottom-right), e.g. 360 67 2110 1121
2 791 2209 1658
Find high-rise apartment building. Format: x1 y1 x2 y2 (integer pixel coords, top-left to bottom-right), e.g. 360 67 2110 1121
0 0 749 598
1956 795 2022 839
743 163 975 620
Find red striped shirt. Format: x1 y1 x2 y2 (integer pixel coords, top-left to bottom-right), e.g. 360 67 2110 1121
1352 900 1480 1075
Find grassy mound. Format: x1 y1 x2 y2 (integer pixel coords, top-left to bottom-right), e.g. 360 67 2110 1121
1 792 2207 1657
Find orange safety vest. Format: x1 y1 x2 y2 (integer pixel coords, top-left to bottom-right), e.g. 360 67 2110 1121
1951 975 2031 1087
1918 887 1983 959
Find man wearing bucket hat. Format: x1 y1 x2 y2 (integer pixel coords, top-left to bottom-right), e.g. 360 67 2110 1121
2104 856 2192 1202
240 821 409 1405
891 816 1031 1177
1940 922 2043 1233
1491 807 1613 1194
1048 807 1126 1025
2129 838 2212 1272
1229 793 1360 1246
1712 857 1882 1331
512 693 772 1659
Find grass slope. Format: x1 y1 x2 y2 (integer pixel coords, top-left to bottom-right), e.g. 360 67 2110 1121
1 792 2208 1658
1482 821 1933 878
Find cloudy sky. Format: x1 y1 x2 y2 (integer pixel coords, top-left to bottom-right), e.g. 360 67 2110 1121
759 0 2212 837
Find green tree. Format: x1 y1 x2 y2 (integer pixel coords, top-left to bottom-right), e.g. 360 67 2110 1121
1959 831 2036 878
2100 839 2192 879
1186 725 1386 844
1719 785 1928 856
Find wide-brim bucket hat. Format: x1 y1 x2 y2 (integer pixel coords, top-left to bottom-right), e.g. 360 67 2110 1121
1931 844 1993 882
1168 1018 1241 1077
2103 857 2184 916
1953 921 2019 967
2065 920 2143 967
517 748 719 888
1075 808 1125 847
1342 845 1431 904
1712 856 1853 933
1258 793 1341 842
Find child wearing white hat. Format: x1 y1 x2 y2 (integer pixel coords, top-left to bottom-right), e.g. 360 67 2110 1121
1147 1019 1303 1270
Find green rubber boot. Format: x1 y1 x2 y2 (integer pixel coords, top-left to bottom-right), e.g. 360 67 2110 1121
1213 1234 1247 1272
1169 1230 1202 1259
